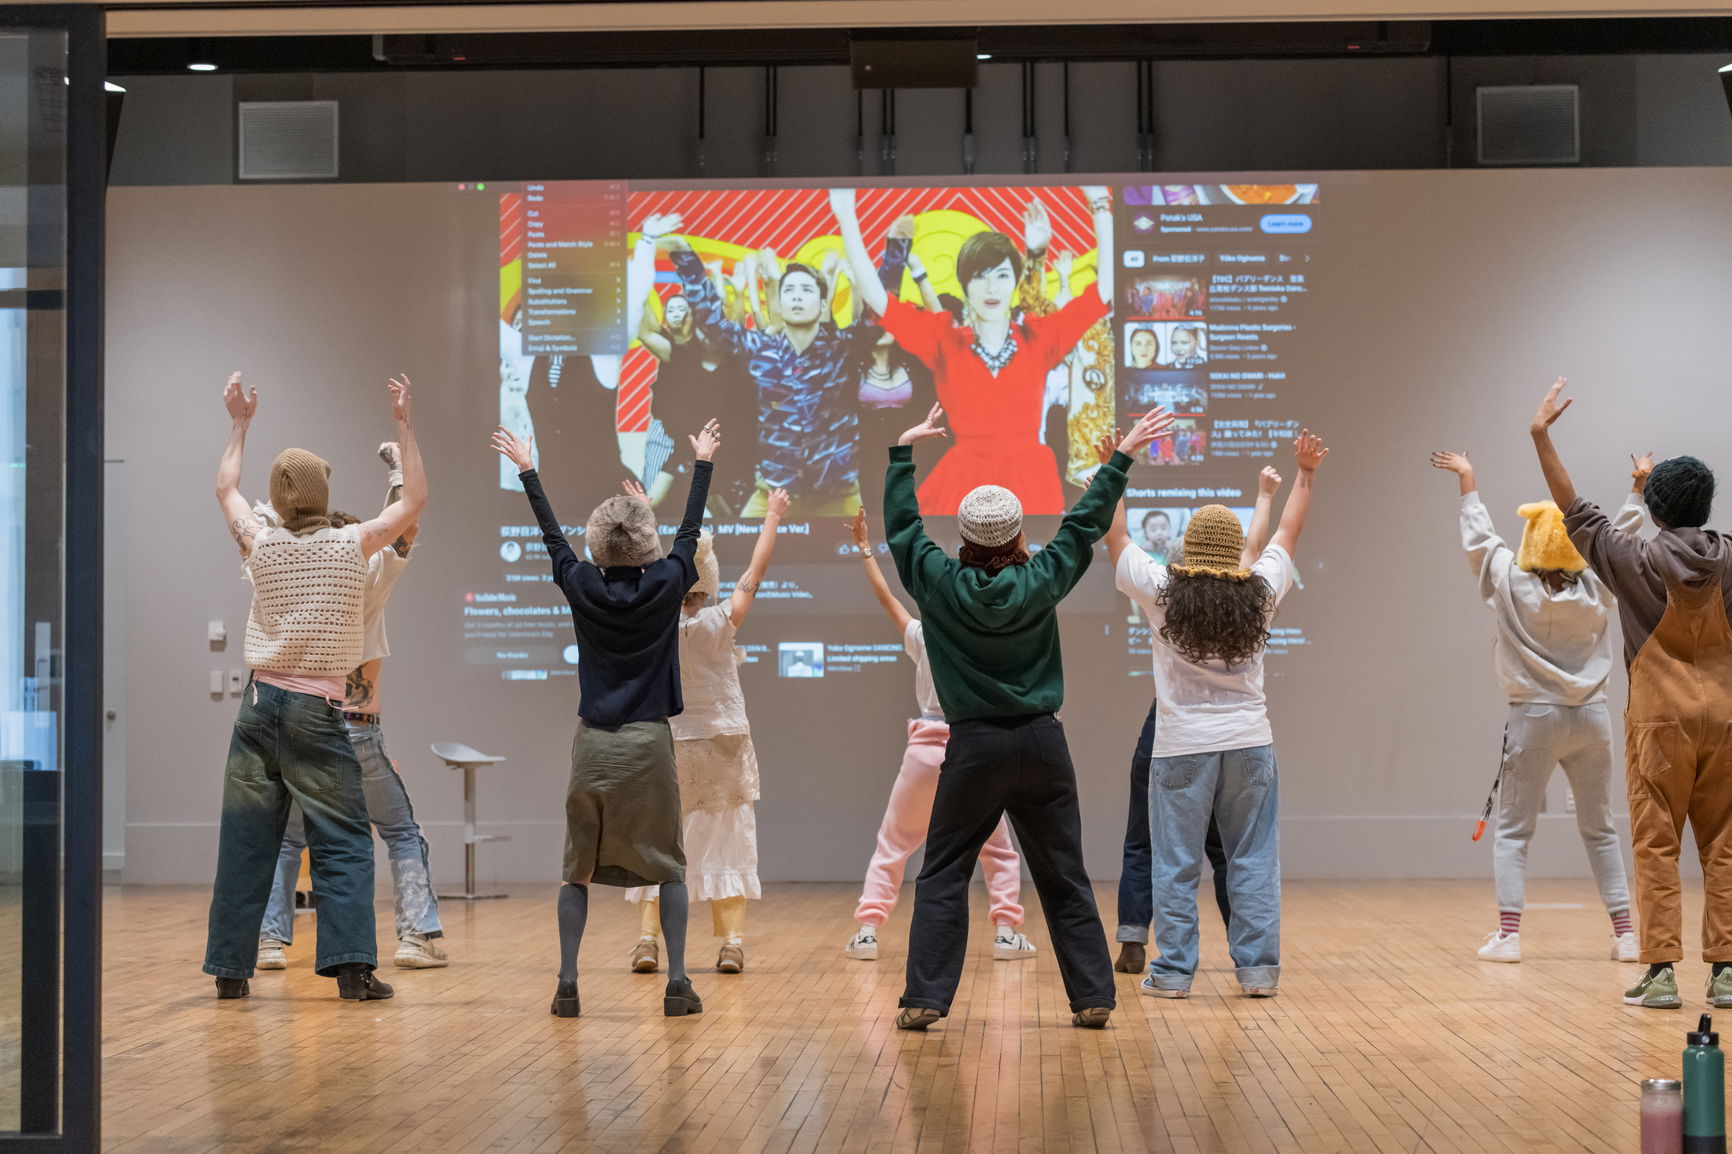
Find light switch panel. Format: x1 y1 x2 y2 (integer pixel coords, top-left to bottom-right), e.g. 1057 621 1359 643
209 670 225 695
228 670 245 694
208 619 226 643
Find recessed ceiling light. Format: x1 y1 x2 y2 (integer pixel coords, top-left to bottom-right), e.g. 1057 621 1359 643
104 81 126 92
188 62 217 72
976 53 992 60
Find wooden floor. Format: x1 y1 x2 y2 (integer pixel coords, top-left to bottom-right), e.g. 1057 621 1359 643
101 879 1704 1152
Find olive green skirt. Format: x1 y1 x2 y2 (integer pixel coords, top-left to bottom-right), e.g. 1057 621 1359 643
563 719 685 888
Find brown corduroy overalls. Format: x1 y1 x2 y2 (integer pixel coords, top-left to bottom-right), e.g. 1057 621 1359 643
1625 569 1732 963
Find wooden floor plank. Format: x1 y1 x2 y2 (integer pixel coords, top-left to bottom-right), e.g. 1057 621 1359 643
97 879 1705 1151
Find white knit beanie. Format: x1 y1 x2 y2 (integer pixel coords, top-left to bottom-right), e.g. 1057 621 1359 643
687 529 720 600
956 485 1023 548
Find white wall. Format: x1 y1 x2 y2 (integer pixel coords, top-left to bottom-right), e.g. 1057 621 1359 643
107 168 1732 885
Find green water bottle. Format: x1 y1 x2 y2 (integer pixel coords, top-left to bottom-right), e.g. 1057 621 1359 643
1685 1013 1727 1154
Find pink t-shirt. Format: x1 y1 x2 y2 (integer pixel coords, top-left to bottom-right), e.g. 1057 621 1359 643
254 671 346 701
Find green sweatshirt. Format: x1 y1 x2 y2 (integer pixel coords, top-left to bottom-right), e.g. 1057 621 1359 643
884 445 1134 722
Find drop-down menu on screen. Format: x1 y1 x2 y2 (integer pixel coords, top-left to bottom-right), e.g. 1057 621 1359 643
520 181 627 356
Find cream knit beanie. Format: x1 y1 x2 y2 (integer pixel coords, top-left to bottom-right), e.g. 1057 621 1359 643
957 485 1023 548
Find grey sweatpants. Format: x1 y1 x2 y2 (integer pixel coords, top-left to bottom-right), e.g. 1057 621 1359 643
1493 701 1631 915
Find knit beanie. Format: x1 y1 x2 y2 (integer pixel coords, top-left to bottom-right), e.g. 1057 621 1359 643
956 485 1023 548
1646 456 1715 529
1170 505 1249 580
685 529 720 600
1515 501 1586 574
268 448 331 535
585 495 661 568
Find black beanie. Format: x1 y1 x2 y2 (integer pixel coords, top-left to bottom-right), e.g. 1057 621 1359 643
1647 456 1715 529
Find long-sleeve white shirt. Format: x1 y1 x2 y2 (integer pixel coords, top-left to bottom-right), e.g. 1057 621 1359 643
1459 491 1645 706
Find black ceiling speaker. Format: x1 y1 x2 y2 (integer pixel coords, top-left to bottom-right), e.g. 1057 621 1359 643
850 37 979 89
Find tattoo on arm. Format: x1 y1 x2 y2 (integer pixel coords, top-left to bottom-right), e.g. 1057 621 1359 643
736 575 760 599
229 515 260 552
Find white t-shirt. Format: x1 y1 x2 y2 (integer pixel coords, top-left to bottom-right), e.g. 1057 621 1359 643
361 546 410 664
673 603 750 740
903 620 943 719
1115 542 1296 758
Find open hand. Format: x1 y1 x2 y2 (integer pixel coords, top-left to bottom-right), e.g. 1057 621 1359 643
1258 465 1284 497
223 371 258 424
1429 450 1471 477
1294 429 1329 473
640 212 684 240
690 418 721 462
1632 451 1655 479
621 478 650 504
491 425 534 472
1118 408 1175 457
889 214 915 242
1094 430 1120 467
1023 199 1052 253
388 375 413 424
845 510 872 552
764 488 791 520
898 403 949 447
1531 376 1573 435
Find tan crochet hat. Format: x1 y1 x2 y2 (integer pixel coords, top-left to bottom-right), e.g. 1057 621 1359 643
1516 501 1586 574
686 529 720 599
268 448 331 535
1170 505 1249 579
586 495 661 568
957 485 1023 548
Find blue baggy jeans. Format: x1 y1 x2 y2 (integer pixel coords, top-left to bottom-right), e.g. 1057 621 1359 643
203 680 378 978
1147 743 1280 992
260 719 442 943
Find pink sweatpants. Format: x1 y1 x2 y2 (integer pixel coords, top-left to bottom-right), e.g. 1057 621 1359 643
854 718 1025 927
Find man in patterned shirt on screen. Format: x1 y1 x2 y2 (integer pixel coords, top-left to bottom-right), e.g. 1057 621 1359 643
662 233 877 518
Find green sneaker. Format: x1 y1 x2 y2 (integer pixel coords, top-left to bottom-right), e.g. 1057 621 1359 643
1708 969 1732 1009
1624 966 1683 1009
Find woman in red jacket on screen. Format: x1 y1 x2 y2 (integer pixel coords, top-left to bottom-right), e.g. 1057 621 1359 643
830 186 1115 515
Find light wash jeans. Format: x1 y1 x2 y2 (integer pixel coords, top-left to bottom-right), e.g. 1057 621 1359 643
260 719 442 943
1493 701 1630 915
205 681 377 978
1147 743 1280 992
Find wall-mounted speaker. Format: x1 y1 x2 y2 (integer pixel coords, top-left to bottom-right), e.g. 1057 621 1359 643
238 100 340 180
850 38 978 90
1476 84 1580 166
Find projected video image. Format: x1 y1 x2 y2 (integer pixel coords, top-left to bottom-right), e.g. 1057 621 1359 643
1124 321 1208 369
1124 371 1207 417
1124 275 1206 320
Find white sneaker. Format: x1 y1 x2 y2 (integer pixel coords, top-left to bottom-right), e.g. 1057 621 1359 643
394 932 449 969
1477 930 1521 963
1139 976 1189 999
1612 930 1640 962
844 927 879 961
256 939 287 970
993 929 1037 961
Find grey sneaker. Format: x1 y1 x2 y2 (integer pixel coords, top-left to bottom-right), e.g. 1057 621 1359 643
1709 968 1732 1009
1624 966 1683 1009
256 939 288 970
394 933 449 969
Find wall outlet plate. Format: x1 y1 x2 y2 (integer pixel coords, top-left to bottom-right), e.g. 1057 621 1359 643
209 670 225 695
228 670 245 694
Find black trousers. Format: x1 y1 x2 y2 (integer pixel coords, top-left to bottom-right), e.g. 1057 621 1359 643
1117 697 1231 938
901 713 1116 1015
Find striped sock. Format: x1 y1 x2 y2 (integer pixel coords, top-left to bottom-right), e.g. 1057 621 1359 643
1499 911 1521 936
1611 909 1633 937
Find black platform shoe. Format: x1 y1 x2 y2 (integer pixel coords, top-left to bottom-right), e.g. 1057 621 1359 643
215 977 250 1000
663 976 703 1017
335 964 395 1001
551 980 581 1018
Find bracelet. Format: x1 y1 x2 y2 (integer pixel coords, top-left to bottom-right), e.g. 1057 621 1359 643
912 272 929 282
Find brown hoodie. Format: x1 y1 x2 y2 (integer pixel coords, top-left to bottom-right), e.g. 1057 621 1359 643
1566 496 1732 666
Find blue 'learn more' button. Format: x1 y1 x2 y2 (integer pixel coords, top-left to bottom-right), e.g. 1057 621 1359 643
1260 213 1313 234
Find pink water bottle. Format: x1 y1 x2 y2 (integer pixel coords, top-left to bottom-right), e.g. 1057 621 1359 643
1646 1078 1684 1154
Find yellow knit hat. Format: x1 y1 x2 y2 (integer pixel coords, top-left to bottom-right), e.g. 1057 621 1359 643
1516 501 1586 574
1170 505 1250 580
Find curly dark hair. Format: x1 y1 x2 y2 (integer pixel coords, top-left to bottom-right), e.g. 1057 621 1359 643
1156 570 1275 668
959 537 1030 575
329 510 361 528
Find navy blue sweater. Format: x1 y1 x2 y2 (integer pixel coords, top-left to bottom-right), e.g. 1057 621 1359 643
519 462 711 727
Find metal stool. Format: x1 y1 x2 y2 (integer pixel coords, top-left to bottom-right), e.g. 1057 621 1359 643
431 741 509 900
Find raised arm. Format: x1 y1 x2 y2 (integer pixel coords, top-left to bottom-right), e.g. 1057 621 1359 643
847 509 915 634
1092 430 1134 569
666 419 719 571
663 236 750 354
1613 451 1654 535
884 404 952 599
377 440 417 553
1240 465 1283 569
359 377 425 559
730 487 788 628
829 187 890 320
1528 376 1578 510
1031 410 1173 591
629 212 678 345
1432 449 1515 595
1081 186 1114 307
215 371 263 556
909 252 941 313
1269 429 1329 561
493 424 582 589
